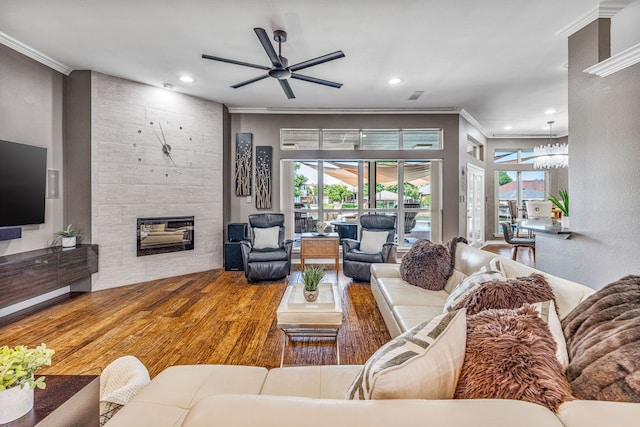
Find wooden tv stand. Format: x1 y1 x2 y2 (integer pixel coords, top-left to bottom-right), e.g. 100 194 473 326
0 244 99 310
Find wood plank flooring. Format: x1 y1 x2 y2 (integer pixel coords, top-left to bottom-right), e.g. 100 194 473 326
0 244 529 379
0 269 390 378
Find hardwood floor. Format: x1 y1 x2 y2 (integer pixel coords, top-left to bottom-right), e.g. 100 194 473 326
0 243 529 379
483 242 535 267
0 269 390 378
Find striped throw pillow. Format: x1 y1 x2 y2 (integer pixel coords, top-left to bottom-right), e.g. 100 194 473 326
443 258 505 312
346 309 466 400
531 300 569 371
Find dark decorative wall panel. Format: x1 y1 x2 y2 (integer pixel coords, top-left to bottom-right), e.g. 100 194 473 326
235 133 252 196
255 146 272 209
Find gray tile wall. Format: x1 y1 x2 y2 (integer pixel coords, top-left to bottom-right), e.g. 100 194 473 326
90 73 223 290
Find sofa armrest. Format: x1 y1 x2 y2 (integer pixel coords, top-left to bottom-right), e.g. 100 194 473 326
341 238 360 254
381 242 397 263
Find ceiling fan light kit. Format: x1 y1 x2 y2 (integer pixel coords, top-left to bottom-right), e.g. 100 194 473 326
202 27 345 99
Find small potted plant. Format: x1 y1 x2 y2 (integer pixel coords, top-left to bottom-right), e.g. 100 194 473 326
0 344 55 423
302 265 325 302
548 189 569 228
55 224 81 248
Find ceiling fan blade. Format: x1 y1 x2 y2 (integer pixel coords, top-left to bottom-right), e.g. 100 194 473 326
279 79 295 99
231 74 270 89
254 27 283 68
201 54 269 70
289 51 345 72
291 73 343 88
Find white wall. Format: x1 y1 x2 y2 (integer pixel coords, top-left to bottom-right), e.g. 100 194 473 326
90 73 224 290
0 44 64 255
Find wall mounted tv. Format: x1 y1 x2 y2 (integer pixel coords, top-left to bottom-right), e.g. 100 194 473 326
0 140 47 227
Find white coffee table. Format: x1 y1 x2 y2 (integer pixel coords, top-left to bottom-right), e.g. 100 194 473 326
276 282 343 367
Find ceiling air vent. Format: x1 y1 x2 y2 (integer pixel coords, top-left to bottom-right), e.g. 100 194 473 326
408 91 424 101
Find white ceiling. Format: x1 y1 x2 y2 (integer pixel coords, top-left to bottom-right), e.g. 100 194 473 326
0 0 604 138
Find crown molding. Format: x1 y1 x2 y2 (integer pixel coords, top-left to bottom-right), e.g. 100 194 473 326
584 42 640 76
556 1 628 37
226 107 461 115
459 108 489 138
0 31 72 75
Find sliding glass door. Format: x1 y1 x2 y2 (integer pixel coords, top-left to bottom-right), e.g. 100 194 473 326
288 159 441 247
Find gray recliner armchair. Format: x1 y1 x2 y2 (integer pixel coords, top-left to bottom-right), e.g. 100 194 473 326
342 214 397 282
241 213 293 282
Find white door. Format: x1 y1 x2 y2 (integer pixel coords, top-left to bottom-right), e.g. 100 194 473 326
466 163 485 247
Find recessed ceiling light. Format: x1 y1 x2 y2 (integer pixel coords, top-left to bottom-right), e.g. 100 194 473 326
179 75 194 83
388 77 402 85
504 125 513 130
162 83 174 90
545 108 556 115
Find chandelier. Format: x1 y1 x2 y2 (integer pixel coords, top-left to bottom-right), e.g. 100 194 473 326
533 121 568 169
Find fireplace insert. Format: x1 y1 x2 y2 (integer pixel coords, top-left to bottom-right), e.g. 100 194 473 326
137 216 194 256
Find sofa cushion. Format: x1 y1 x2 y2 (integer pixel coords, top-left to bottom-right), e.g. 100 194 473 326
444 269 467 294
345 249 384 263
247 247 289 262
561 275 640 402
359 230 389 253
261 366 362 399
399 240 452 290
253 226 280 249
443 258 505 312
556 400 640 427
393 305 448 331
453 243 496 276
105 365 269 427
376 277 450 307
347 309 466 400
454 305 573 412
452 273 557 315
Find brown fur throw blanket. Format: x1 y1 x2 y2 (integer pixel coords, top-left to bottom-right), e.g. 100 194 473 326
399 239 452 290
561 275 640 402
455 305 573 412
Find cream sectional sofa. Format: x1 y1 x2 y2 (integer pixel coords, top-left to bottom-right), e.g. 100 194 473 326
106 243 640 427
371 242 595 338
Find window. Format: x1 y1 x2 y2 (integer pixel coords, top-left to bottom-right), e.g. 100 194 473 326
281 128 441 150
494 148 532 164
467 136 484 161
322 130 359 150
281 129 319 150
289 159 439 248
495 170 547 235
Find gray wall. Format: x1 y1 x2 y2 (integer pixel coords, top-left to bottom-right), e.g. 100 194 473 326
537 19 640 289
64 70 93 242
227 113 471 243
0 44 64 254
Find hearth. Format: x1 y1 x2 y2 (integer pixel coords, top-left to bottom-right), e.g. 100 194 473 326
137 216 194 256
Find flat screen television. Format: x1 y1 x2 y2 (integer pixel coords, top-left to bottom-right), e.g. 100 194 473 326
0 140 47 227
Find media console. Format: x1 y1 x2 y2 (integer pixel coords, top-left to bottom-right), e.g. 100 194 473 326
0 244 98 310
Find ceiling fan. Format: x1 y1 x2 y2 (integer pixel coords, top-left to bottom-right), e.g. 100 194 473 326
202 28 345 99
